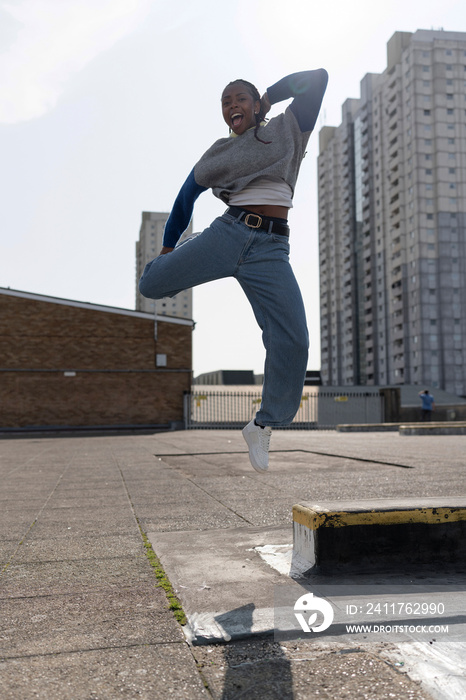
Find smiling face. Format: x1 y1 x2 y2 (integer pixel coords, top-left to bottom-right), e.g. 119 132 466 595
221 82 260 136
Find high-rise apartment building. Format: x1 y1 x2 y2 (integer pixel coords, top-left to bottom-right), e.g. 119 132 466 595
135 211 193 318
318 30 466 395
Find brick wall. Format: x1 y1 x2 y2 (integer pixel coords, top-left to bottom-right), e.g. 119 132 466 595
0 293 193 428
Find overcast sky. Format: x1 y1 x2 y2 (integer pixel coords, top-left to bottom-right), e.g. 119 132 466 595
0 0 464 376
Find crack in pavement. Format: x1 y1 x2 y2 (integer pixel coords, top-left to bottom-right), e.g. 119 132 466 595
154 450 415 469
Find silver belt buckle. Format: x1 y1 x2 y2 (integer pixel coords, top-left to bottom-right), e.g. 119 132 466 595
244 213 262 229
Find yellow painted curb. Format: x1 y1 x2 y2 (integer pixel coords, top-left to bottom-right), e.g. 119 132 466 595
292 504 466 530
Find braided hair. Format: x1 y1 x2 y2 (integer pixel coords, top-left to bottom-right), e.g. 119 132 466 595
224 79 271 144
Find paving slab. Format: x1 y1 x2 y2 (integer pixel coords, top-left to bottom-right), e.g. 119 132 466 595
35 504 134 522
381 640 466 700
0 544 18 568
137 504 247 532
2 429 466 699
0 523 37 541
143 429 466 699
147 525 290 623
27 511 138 539
47 495 130 508
0 498 48 509
192 639 433 700
0 644 208 700
0 588 180 658
0 556 154 598
13 534 144 563
146 523 466 640
131 486 219 506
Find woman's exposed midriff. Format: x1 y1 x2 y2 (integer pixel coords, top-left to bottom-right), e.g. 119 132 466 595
241 204 289 220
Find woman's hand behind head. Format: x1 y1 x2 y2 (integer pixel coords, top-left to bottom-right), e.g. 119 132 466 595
259 92 271 121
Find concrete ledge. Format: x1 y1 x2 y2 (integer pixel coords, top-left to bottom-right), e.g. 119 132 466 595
400 422 466 436
338 421 466 434
337 423 401 432
293 498 466 573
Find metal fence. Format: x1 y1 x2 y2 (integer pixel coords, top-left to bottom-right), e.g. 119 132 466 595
184 388 384 429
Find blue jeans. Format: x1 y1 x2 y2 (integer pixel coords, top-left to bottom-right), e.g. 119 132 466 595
139 211 309 427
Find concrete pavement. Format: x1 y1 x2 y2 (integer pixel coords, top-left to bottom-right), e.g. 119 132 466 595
1 429 466 698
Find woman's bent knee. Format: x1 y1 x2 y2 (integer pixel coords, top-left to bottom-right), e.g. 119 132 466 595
138 258 165 299
138 277 154 299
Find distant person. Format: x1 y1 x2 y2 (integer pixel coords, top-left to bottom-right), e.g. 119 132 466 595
419 390 435 421
139 69 328 472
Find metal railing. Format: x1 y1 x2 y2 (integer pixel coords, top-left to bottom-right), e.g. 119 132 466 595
184 388 384 430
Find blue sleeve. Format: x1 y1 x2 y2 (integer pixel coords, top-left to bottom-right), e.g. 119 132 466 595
162 168 207 247
266 69 328 133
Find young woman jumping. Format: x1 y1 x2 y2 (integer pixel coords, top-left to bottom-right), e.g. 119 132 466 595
139 68 328 472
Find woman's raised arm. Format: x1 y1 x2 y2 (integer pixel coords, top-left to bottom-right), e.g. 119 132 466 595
266 69 328 133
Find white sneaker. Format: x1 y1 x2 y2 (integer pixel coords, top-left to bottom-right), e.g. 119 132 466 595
242 419 272 472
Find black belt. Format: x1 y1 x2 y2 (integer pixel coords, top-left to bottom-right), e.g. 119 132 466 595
226 207 290 237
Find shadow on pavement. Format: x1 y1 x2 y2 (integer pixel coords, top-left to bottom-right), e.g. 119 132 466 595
213 604 293 699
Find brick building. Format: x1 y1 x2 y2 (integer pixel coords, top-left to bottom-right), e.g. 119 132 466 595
0 288 193 430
